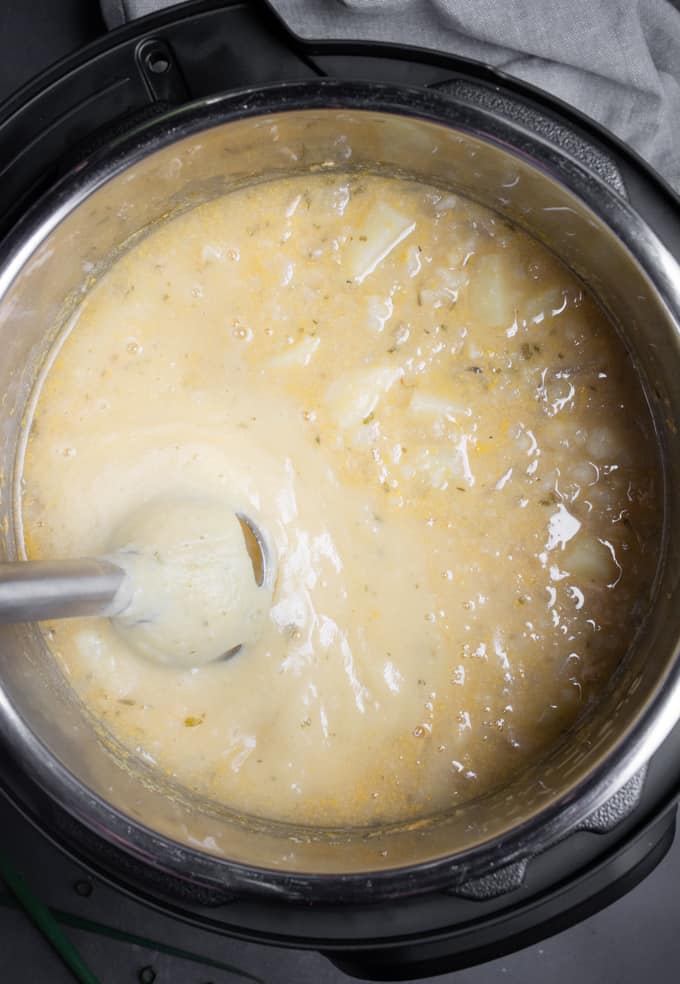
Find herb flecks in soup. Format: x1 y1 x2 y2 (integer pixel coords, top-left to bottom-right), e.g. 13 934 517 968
21 174 661 825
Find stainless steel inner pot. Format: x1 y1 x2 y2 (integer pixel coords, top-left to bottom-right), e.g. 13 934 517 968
1 81 679 902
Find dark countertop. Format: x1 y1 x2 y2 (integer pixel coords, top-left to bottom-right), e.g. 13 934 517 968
1 2 679 981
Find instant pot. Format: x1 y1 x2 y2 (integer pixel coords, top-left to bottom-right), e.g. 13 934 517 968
1 1 680 978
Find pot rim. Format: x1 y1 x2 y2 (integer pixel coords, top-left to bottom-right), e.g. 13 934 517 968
2 77 680 902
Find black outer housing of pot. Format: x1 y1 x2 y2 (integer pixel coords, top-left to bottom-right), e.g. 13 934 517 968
1 1 680 978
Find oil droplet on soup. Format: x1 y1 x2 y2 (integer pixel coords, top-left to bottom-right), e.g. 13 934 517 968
21 174 661 825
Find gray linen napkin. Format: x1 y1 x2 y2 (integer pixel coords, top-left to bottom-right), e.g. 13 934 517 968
101 0 680 191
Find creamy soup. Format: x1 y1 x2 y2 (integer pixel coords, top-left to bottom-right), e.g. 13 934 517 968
20 174 661 826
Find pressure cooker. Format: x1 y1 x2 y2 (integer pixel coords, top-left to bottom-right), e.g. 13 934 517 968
1 2 679 978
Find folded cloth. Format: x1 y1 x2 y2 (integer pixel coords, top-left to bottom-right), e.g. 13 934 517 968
100 0 680 191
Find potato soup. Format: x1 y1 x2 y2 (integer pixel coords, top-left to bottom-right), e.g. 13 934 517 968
20 173 661 825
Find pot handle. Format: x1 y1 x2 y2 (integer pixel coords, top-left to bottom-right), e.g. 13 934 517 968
430 77 628 198
321 806 676 981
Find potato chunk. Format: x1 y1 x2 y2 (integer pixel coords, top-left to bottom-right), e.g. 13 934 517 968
409 390 467 421
326 365 402 429
562 536 619 584
345 202 416 283
466 253 520 330
266 335 320 369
